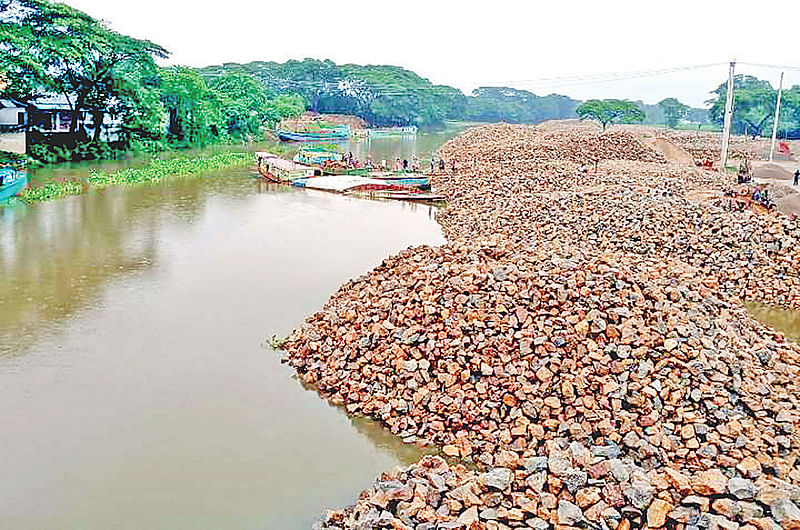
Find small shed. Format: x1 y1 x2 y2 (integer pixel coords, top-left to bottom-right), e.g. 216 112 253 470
0 99 26 130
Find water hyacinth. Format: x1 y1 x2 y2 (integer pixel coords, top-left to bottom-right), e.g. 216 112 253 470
20 151 253 203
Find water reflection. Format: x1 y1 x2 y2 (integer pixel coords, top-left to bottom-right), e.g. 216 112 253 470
746 303 800 342
0 175 446 530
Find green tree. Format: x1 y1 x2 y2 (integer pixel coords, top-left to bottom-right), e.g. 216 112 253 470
211 70 271 140
657 97 690 128
576 99 645 130
707 75 780 138
264 93 304 126
158 66 222 146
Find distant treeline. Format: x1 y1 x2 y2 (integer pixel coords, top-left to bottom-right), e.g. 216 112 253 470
198 60 712 130
6 0 790 167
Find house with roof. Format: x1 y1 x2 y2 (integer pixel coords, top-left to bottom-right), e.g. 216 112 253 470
0 99 27 154
27 95 121 141
0 95 123 154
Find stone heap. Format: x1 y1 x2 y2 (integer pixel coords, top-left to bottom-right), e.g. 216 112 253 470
283 122 800 529
435 124 800 310
290 242 800 529
661 130 766 162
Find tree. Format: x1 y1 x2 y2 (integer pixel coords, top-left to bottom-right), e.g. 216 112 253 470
657 97 690 128
707 75 778 138
1 0 167 144
576 99 645 130
264 93 304 126
211 70 271 140
158 67 222 146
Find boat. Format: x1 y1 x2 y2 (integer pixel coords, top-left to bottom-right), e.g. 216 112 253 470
276 123 351 142
290 174 442 202
368 126 418 138
0 168 28 202
255 152 320 183
347 190 445 202
293 146 342 166
368 172 429 188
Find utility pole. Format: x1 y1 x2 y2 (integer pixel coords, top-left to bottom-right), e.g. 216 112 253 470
720 61 736 172
769 71 784 162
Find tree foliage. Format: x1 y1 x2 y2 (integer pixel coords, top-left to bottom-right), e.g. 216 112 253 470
657 97 690 128
706 75 787 138
465 87 580 124
576 99 645 130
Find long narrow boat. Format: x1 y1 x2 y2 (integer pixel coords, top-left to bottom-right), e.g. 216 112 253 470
255 152 320 183
276 124 351 142
368 126 418 138
290 174 442 202
0 168 28 202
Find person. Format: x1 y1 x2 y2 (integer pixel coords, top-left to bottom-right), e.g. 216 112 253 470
439 158 445 173
403 159 409 171
794 168 799 186
579 163 589 176
430 157 435 173
450 159 456 173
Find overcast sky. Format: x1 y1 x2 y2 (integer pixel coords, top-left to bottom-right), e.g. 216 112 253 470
66 0 800 108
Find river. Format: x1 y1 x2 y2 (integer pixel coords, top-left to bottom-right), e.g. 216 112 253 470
0 134 453 529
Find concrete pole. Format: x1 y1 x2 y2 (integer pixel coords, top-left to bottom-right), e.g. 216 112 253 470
769 71 784 162
720 61 736 172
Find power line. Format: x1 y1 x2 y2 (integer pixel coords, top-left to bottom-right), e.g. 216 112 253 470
739 62 800 72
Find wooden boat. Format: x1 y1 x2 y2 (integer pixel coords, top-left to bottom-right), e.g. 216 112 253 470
293 146 342 166
368 172 429 188
346 189 445 202
291 175 443 202
368 126 418 138
255 152 320 183
0 168 27 202
277 124 351 142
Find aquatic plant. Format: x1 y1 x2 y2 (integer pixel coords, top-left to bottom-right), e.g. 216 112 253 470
20 152 253 203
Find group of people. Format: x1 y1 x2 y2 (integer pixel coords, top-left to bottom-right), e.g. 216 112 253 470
329 152 456 175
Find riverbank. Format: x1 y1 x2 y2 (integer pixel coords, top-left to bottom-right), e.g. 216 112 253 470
282 122 800 529
18 151 254 203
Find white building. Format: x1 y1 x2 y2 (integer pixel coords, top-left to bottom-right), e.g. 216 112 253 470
0 99 27 154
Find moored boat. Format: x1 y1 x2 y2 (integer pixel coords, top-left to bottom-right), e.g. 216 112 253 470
368 126 418 138
290 174 442 202
293 146 342 166
0 168 28 202
255 152 320 183
277 123 351 142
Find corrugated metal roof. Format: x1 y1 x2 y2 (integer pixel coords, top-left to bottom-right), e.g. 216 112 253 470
31 95 75 110
0 99 25 109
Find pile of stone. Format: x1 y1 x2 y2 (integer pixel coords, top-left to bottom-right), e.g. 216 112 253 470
289 242 800 529
434 124 800 310
284 122 800 529
444 124 666 167
661 130 765 162
317 454 800 530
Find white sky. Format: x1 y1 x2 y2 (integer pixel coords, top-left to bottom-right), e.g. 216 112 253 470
66 0 800 108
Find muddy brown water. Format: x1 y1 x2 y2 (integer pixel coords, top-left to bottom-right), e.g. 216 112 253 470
746 303 800 343
0 174 445 529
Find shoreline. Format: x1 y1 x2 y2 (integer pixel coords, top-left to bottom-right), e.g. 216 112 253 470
16 151 255 204
282 122 800 529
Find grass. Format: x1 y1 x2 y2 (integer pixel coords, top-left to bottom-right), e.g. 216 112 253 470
19 151 253 204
